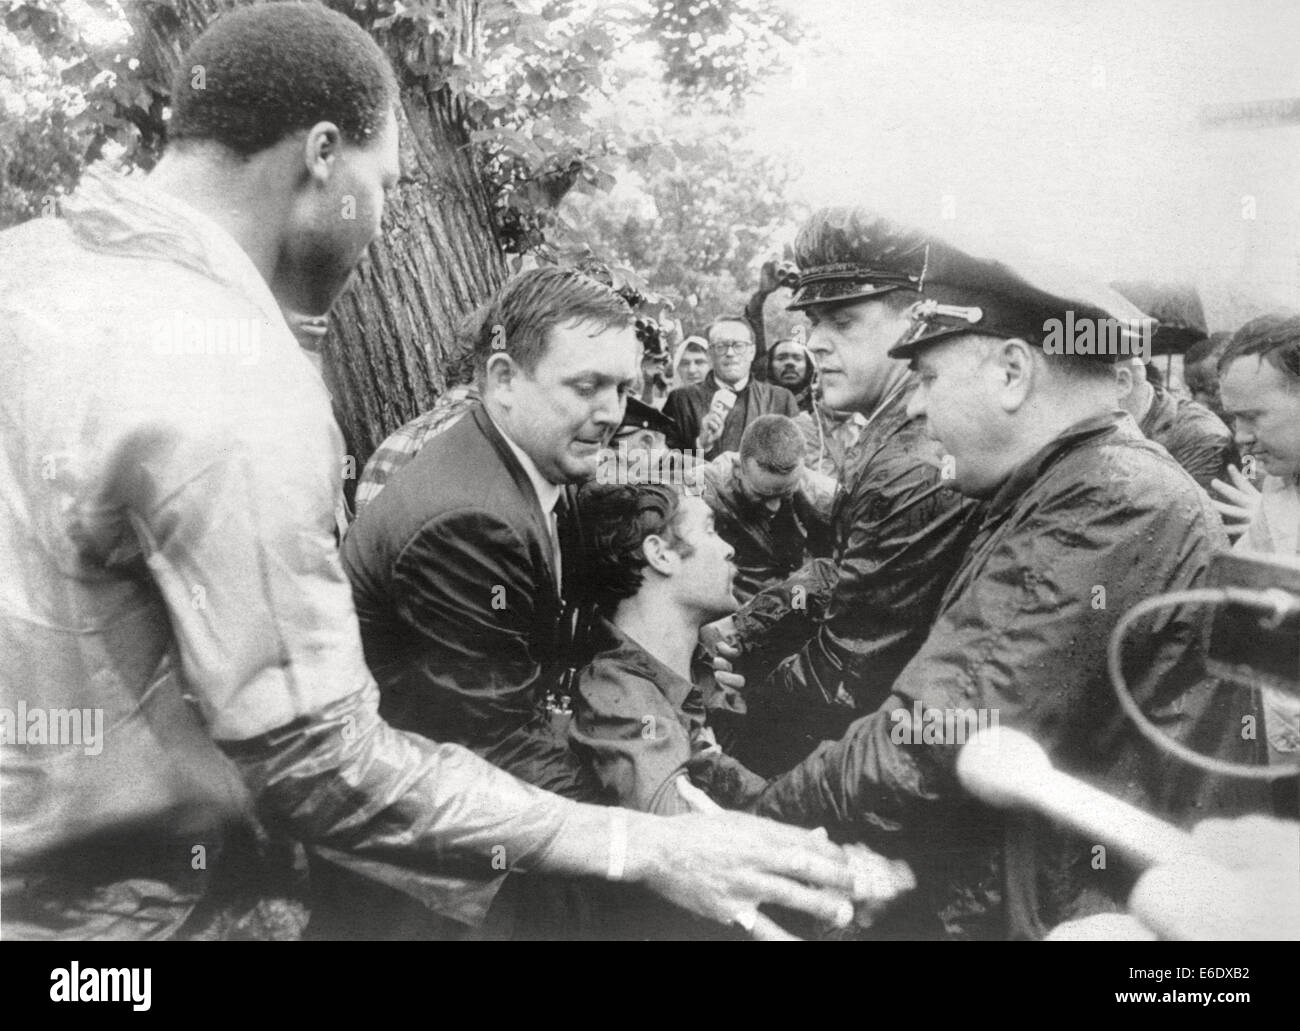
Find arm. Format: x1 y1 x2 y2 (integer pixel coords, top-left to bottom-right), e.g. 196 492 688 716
128 414 861 930
751 478 1229 836
390 508 600 799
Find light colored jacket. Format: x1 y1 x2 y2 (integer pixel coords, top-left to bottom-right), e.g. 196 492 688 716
0 166 576 937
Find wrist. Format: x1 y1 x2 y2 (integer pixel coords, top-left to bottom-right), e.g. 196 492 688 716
620 811 664 887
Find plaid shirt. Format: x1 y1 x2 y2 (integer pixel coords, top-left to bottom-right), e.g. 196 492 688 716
354 386 481 515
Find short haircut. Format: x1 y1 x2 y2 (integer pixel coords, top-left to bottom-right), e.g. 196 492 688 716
1218 313 1300 382
739 414 804 475
578 481 693 610
473 266 634 378
169 4 399 158
705 317 754 344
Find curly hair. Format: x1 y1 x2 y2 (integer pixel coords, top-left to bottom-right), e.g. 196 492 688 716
577 481 693 611
169 3 399 158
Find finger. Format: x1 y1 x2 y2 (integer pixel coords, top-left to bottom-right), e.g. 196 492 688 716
749 911 800 941
714 638 742 660
756 838 857 894
714 670 745 691
1229 465 1252 489
743 872 855 928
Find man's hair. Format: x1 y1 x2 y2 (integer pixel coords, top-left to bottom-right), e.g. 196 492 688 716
169 4 399 158
473 266 634 378
578 481 692 610
705 317 754 344
766 339 811 383
1218 313 1300 382
739 414 804 475
1185 332 1230 368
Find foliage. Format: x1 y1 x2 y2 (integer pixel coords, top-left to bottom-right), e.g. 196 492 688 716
560 112 802 330
0 0 803 297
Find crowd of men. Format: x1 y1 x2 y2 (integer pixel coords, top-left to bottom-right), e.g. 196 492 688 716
2 4 1297 942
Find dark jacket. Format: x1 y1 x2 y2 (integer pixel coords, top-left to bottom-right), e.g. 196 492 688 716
748 413 1266 939
662 372 800 460
342 404 601 801
733 379 984 716
1139 385 1235 490
569 618 767 815
701 453 816 602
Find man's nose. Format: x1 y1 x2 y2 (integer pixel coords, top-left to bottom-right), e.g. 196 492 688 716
1233 422 1255 449
806 327 831 357
592 387 624 426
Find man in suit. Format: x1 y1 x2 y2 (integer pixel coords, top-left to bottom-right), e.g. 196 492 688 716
343 267 635 800
662 316 800 460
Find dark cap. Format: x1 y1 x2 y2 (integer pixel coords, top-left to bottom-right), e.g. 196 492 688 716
887 240 1155 363
618 396 679 438
788 208 929 311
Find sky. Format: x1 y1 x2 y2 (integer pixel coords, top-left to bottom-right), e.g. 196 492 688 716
741 0 1300 327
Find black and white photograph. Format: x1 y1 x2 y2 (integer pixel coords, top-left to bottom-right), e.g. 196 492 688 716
0 0 1297 973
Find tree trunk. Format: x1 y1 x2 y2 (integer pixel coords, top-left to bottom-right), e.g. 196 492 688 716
128 0 508 487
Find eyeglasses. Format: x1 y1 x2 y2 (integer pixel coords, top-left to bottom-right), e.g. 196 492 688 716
710 340 753 354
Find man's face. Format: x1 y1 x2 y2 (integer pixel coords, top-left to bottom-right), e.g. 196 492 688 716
805 295 913 412
501 319 640 484
906 336 1011 497
668 495 738 619
677 346 712 387
1220 356 1300 480
736 457 801 514
708 321 756 386
283 108 400 315
770 342 809 389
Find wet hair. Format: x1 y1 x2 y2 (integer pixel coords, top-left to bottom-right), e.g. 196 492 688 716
473 266 634 378
169 3 399 158
739 414 804 475
1218 313 1300 383
578 482 693 609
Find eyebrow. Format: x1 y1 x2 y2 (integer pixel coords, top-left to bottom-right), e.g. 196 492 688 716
562 371 635 388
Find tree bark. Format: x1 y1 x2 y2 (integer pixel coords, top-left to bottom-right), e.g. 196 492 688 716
128 0 508 488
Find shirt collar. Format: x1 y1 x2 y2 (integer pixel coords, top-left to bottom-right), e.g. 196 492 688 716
486 410 563 514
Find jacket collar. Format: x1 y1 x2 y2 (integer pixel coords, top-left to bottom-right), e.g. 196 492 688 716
983 411 1129 524
589 616 696 710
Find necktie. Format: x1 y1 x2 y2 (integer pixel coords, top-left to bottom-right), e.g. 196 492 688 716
549 496 564 597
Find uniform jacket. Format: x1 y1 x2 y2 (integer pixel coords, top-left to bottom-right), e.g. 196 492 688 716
733 379 984 714
342 404 602 801
749 413 1266 939
662 372 800 460
569 618 767 815
1139 385 1235 490
0 166 585 937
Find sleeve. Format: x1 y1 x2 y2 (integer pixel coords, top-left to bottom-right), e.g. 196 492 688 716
120 415 586 925
391 508 599 799
569 664 694 816
1166 411 1234 491
662 389 697 453
750 480 1216 836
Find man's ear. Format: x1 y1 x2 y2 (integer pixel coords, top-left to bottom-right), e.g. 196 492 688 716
641 534 677 576
1114 365 1133 403
995 338 1035 413
485 351 518 405
302 121 342 185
